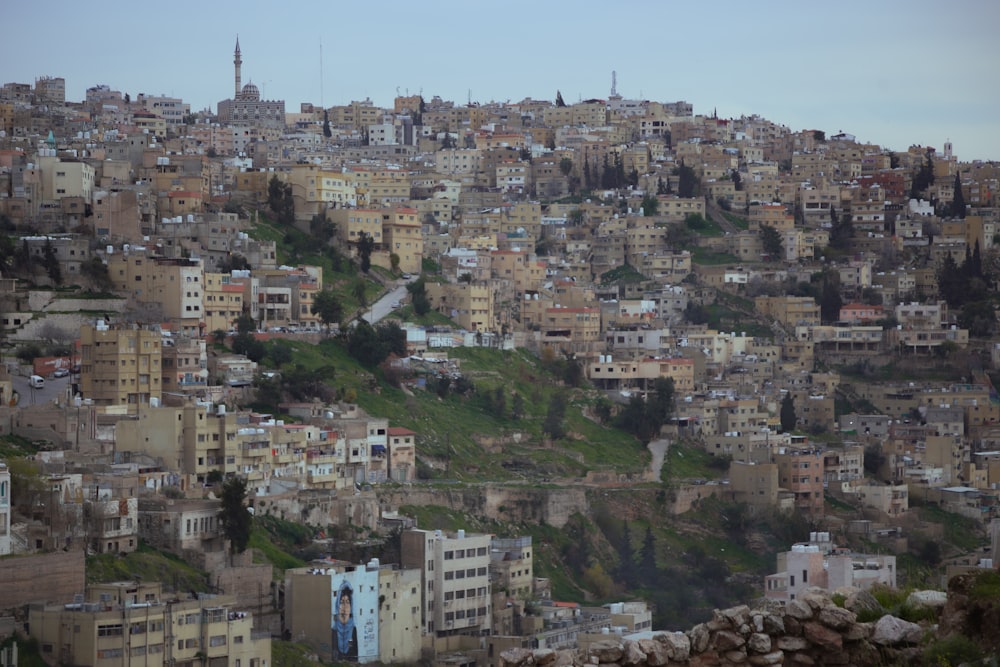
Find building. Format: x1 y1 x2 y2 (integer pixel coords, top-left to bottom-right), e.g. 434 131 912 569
29 582 270 667
79 322 163 410
764 533 897 601
217 39 285 129
775 447 825 518
400 529 492 642
0 461 10 555
284 560 421 664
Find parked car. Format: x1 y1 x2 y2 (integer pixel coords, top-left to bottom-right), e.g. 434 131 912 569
52 368 69 378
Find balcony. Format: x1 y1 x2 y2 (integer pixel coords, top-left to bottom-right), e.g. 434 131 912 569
307 471 337 485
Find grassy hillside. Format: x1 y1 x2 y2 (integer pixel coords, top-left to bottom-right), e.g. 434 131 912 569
87 542 211 593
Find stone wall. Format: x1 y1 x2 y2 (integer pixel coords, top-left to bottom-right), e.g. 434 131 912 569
500 588 954 667
376 485 587 529
0 550 85 612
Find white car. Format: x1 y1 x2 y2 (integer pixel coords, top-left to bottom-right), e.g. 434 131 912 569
53 368 69 378
391 301 401 309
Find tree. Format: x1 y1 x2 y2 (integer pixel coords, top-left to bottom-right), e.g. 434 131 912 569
218 253 251 273
819 271 842 324
322 109 332 138
780 393 797 433
950 172 966 219
639 526 657 580
81 256 112 290
675 164 699 198
555 90 566 107
407 278 431 316
618 521 637 588
267 175 284 213
511 393 525 420
269 343 293 368
389 253 400 274
761 224 783 261
559 158 573 178
909 149 935 199
542 391 568 440
352 280 368 309
232 333 266 362
309 289 344 329
219 476 253 557
828 209 853 252
731 169 743 191
41 239 61 285
309 214 335 243
640 194 659 217
356 233 375 274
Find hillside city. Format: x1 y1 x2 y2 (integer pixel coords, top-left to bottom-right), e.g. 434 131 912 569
1 41 1000 666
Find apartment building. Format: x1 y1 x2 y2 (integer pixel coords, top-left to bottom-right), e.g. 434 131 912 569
400 529 493 642
755 296 820 328
79 322 163 410
203 272 247 333
107 254 205 336
727 461 780 510
284 561 421 664
426 281 494 331
383 208 423 274
774 447 825 518
30 582 270 667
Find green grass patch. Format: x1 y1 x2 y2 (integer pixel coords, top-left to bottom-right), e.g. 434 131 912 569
685 214 724 237
691 247 741 265
721 211 750 230
968 569 1000 602
662 443 728 482
916 503 986 552
600 263 647 285
0 434 42 458
86 541 210 593
272 641 326 667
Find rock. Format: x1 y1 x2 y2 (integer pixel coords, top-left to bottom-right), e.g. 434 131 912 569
534 649 556 667
843 621 871 642
751 613 765 633
638 638 669 666
688 624 710 654
747 650 785 666
712 629 746 652
818 606 856 630
905 590 947 611
588 640 622 664
789 653 814 665
822 650 851 665
763 614 785 635
802 621 843 651
747 633 772 654
785 599 814 621
621 639 646 666
723 649 748 663
721 605 751 628
800 589 831 612
784 617 802 636
872 615 922 646
844 589 882 617
776 636 809 652
689 652 721 667
500 648 535 667
659 632 690 662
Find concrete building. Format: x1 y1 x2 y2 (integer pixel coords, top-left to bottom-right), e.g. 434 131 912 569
0 461 10 555
217 39 285 129
29 582 270 667
775 447 825 518
400 529 492 643
79 322 163 410
284 560 421 664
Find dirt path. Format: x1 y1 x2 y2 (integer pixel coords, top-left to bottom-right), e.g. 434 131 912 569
648 438 671 480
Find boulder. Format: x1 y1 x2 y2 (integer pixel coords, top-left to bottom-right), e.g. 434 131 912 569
785 599 814 621
905 589 947 611
500 648 535 667
747 632 772 654
802 621 843 651
747 651 785 666
762 613 785 635
637 638 669 666
844 589 882 617
775 636 809 652
818 606 856 630
588 640 623 663
871 615 922 646
534 649 556 667
721 605 751 628
712 629 746 652
621 639 647 666
688 623 710 654
723 649 748 663
659 632 691 662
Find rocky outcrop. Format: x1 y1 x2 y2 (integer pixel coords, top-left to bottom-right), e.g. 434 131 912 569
501 588 934 667
939 571 1000 655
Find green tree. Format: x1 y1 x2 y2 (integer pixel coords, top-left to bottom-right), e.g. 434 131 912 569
322 109 332 138
389 253 400 274
235 313 256 335
639 525 657 581
267 175 284 213
950 172 966 219
675 164 699 198
559 157 573 178
269 342 293 368
311 289 343 330
511 393 525 420
352 279 368 309
232 333 266 362
819 271 842 324
219 476 252 557
909 148 935 199
81 256 112 290
828 208 853 252
640 194 659 217
761 224 784 261
780 393 797 433
356 233 375 274
542 391 568 440
42 239 61 285
555 90 566 107
618 521 637 588
309 213 335 243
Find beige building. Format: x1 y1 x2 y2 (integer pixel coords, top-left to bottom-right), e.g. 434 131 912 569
108 255 205 337
284 562 421 664
30 582 269 667
426 281 494 331
204 272 248 333
80 322 163 410
383 208 423 274
755 295 821 328
401 528 492 644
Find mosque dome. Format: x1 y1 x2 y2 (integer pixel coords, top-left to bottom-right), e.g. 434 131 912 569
240 83 260 101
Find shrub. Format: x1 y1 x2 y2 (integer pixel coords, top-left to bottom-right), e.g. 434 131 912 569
921 635 983 667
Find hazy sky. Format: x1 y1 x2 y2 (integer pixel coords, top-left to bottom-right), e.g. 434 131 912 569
5 0 999 160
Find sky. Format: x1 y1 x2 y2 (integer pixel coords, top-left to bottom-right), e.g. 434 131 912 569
4 0 999 161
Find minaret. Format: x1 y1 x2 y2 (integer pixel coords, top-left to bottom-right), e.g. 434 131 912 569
234 37 243 99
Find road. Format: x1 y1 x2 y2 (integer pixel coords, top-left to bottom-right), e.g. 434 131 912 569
11 372 73 406
365 276 416 324
647 438 671 481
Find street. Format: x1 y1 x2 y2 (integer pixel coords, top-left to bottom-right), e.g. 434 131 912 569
364 276 416 324
11 372 73 406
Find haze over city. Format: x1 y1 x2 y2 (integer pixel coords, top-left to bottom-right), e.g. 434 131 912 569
5 0 999 161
